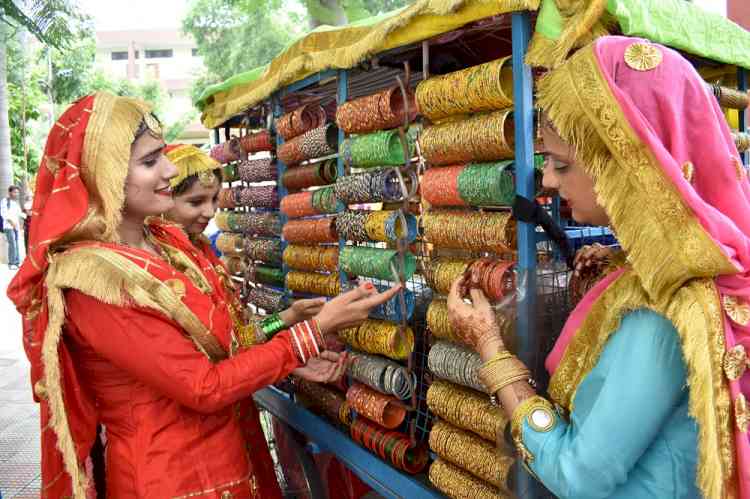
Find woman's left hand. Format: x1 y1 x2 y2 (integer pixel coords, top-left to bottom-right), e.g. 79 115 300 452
292 351 349 383
280 297 327 326
447 275 505 362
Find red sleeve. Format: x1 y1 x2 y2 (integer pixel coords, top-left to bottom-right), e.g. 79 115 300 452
65 290 301 414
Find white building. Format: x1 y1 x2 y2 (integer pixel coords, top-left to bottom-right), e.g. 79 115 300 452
95 29 211 145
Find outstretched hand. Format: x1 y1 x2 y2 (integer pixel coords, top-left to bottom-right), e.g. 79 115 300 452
292 351 349 383
280 297 326 325
314 282 402 334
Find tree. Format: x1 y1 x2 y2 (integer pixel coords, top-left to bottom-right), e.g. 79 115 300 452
0 0 82 194
183 0 413 92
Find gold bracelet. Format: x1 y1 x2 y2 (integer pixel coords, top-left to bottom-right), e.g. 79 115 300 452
481 350 515 367
478 356 530 393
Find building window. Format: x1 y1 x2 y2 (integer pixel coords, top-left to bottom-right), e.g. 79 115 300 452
192 48 199 56
111 50 139 60
145 49 173 59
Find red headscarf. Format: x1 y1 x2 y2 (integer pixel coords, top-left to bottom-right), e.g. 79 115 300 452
8 92 155 498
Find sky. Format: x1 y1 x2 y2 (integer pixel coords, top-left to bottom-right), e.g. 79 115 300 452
77 0 190 30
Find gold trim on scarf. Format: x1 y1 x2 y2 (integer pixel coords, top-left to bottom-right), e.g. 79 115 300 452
74 92 154 245
539 44 738 498
49 246 227 361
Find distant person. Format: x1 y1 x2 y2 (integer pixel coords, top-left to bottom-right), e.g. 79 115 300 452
22 197 32 252
1 185 22 269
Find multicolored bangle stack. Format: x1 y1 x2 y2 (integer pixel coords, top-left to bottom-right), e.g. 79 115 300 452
426 379 506 442
421 161 516 207
369 284 414 323
278 124 338 166
247 265 285 287
244 238 282 265
346 382 406 429
237 157 277 183
258 312 287 340
216 212 281 236
336 210 418 244
235 186 278 208
247 287 287 313
210 137 243 164
239 130 273 154
288 319 325 364
429 420 514 490
350 418 428 474
221 256 247 276
216 233 245 256
295 378 352 426
334 168 413 205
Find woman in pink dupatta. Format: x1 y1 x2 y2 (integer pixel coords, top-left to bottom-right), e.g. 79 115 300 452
447 36 750 498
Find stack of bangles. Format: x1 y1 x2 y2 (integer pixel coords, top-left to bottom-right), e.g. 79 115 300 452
255 312 288 341
429 420 514 490
239 130 273 154
339 320 414 360
286 271 341 296
247 287 287 312
428 341 485 392
350 418 428 474
426 379 506 442
295 378 352 426
429 459 500 499
283 244 339 272
288 319 325 364
477 350 535 405
346 383 406 429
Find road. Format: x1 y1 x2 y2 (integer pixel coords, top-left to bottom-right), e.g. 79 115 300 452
0 266 40 498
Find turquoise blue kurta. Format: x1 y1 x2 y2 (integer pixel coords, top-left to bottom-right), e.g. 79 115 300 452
522 309 701 498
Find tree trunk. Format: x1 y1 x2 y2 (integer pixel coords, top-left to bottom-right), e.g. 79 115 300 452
0 21 14 195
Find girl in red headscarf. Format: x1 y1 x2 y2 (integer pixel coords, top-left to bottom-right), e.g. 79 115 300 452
162 143 327 498
7 92 399 498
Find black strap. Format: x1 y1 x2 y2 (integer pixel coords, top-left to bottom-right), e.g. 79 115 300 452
512 195 574 269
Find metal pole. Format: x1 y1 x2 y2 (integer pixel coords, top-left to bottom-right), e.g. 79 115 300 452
512 11 540 499
337 69 349 290
738 67 748 165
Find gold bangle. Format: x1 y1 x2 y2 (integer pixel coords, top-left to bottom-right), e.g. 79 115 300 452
481 350 515 368
478 356 530 394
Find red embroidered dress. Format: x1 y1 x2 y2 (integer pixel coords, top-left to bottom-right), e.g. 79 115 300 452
7 94 303 498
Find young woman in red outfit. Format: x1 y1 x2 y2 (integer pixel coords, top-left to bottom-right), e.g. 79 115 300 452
7 93 399 498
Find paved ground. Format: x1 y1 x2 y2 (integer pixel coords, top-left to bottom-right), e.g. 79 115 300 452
0 266 41 498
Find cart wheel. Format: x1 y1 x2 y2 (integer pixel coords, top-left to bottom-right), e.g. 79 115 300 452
260 410 326 499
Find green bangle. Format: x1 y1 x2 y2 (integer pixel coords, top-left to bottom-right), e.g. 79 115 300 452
259 312 287 339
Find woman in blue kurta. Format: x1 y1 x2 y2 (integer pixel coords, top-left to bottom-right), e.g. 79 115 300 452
447 36 750 499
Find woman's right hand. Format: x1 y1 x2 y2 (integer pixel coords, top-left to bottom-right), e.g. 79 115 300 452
573 243 613 276
314 282 402 334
